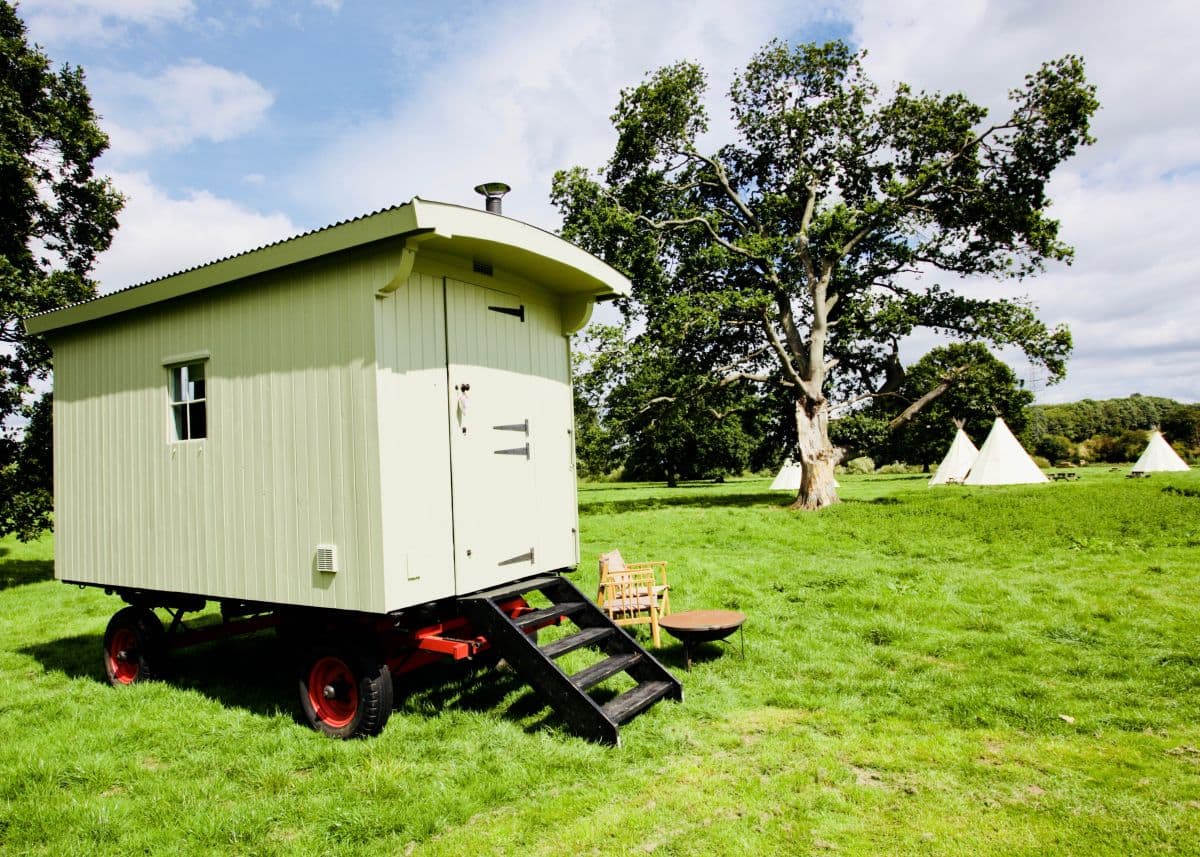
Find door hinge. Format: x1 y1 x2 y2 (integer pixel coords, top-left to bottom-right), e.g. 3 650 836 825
487 304 525 322
494 443 530 458
498 548 535 566
493 419 529 434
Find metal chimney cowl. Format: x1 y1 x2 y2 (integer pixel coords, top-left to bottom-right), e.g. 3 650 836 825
474 182 511 215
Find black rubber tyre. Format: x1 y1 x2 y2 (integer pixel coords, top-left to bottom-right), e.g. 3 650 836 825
298 647 393 739
103 606 166 686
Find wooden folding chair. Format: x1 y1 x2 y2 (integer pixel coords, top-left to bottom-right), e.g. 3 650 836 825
596 549 671 647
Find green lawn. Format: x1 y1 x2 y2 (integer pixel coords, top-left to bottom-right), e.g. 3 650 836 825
2 469 1199 855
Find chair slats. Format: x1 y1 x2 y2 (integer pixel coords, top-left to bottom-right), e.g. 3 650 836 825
597 551 671 648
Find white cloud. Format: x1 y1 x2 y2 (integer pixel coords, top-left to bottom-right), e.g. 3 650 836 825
850 0 1200 403
58 0 1200 404
312 0 342 10
95 61 274 158
292 0 833 228
94 171 297 292
21 0 193 44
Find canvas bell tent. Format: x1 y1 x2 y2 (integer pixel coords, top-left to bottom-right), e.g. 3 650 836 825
770 460 801 490
24 194 683 744
963 417 1048 486
929 427 979 486
771 459 836 490
1131 431 1190 473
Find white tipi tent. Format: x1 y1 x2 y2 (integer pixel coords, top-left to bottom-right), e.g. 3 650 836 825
963 417 1048 485
770 459 838 489
1131 431 1190 473
770 459 801 490
929 427 979 486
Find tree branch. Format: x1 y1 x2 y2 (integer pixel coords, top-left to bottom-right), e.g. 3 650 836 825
679 147 760 229
885 364 971 429
758 305 805 390
634 212 765 264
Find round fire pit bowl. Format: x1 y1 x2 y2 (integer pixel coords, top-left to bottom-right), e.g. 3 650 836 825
658 609 746 670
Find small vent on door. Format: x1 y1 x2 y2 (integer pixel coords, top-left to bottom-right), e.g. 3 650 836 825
315 544 338 574
472 259 494 276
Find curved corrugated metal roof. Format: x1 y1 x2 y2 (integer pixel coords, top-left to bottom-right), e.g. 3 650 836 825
24 197 630 335
25 200 413 322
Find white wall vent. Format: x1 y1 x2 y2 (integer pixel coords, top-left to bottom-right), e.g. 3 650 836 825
315 544 338 574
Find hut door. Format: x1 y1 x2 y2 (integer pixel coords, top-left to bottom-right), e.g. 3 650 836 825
445 278 542 594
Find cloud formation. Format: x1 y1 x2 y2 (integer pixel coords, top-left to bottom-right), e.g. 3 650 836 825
94 172 296 290
20 0 193 43
95 61 274 159
848 0 1200 401
292 0 833 227
26 0 1197 402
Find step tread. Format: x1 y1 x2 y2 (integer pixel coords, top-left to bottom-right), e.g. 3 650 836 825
513 601 587 629
602 680 677 724
571 652 642 691
464 575 563 602
540 626 613 659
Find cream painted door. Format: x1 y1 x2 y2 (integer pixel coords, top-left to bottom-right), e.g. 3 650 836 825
445 278 560 595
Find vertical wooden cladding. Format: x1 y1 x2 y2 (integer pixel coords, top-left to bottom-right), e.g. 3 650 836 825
373 270 456 610
375 269 577 608
52 244 390 613
443 276 579 595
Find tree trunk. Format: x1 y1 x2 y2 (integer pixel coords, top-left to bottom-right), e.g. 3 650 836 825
789 396 840 510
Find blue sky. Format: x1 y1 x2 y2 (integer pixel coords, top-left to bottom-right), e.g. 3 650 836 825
18 0 1200 403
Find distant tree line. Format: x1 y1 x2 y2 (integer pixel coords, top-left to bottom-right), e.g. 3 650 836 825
574 336 1197 482
1023 395 1199 465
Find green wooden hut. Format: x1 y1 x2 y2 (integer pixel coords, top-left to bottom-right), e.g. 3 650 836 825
27 193 684 744
27 196 629 614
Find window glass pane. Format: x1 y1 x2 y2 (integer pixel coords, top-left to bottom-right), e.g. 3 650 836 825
188 363 204 401
172 403 188 440
189 402 207 439
169 361 208 439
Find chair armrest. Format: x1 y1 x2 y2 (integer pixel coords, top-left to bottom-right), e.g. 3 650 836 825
625 560 668 585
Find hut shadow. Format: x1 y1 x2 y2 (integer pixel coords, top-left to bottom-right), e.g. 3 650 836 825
21 629 610 735
21 629 297 718
21 631 103 682
400 659 569 733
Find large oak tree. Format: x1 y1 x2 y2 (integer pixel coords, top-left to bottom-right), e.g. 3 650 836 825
0 1 122 538
553 40 1097 508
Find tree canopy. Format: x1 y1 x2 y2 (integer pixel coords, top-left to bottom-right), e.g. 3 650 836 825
0 1 122 539
553 39 1097 508
832 342 1033 468
573 323 772 484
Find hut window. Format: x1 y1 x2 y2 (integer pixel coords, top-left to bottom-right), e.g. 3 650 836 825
169 362 207 441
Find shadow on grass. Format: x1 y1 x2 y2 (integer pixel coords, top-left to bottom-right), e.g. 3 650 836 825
580 491 789 514
22 628 660 736
21 630 297 718
0 558 53 591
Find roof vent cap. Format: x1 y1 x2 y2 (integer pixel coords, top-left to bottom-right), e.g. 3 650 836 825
474 182 511 215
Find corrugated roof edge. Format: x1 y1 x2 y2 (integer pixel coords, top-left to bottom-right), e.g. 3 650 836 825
26 199 413 324
24 196 629 335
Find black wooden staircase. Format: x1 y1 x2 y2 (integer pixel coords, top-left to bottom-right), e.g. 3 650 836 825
459 574 683 745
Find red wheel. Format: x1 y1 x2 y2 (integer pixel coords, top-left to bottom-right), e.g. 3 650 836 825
103 607 165 686
107 627 140 684
298 648 393 739
306 656 359 729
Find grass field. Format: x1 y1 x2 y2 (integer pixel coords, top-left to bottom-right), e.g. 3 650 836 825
2 469 1199 855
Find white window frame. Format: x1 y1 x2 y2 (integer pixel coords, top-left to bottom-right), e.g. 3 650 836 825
165 354 209 443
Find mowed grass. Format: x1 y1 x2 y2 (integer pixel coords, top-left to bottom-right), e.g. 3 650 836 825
2 468 1199 855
